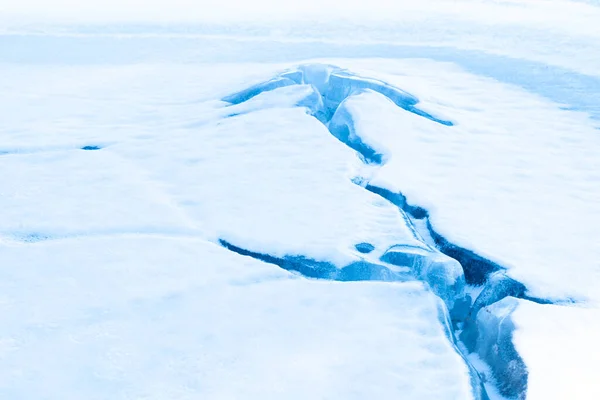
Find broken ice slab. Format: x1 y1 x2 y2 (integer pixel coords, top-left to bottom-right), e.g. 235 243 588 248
224 83 328 121
459 272 526 354
337 260 413 282
328 95 386 164
380 244 467 316
471 272 526 318
222 76 297 104
323 70 419 115
464 297 527 399
222 63 453 126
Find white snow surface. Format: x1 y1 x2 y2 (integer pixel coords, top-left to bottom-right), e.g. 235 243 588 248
2 2 600 398
0 236 474 399
0 62 475 398
512 300 600 400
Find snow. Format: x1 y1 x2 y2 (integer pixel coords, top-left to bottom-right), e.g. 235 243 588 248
512 301 600 400
0 61 482 398
0 150 197 240
0 236 475 400
2 1 600 399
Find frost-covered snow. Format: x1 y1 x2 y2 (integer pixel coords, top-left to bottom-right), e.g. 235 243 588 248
0 237 476 399
2 1 600 399
0 62 479 399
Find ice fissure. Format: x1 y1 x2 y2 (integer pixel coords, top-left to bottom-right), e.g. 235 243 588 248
220 64 551 399
218 239 414 282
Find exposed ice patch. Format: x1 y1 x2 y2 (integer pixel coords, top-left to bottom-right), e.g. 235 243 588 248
365 184 429 220
354 242 375 254
329 96 386 164
219 239 413 282
222 63 453 126
381 244 467 318
463 297 527 399
81 145 102 151
222 76 297 104
427 223 505 286
470 273 527 319
364 183 503 286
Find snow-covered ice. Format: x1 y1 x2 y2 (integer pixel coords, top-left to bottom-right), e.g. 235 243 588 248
322 60 600 305
2 1 600 399
0 236 477 400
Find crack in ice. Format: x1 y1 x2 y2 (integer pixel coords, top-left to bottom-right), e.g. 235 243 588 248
220 63 573 400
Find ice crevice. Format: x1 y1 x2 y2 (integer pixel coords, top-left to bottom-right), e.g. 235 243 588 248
218 239 414 282
220 64 559 400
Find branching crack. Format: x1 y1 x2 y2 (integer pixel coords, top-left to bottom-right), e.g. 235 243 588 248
219 63 565 400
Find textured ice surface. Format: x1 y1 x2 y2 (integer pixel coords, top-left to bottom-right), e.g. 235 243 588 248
461 273 527 330
380 245 466 314
329 94 387 164
0 237 476 400
466 297 527 399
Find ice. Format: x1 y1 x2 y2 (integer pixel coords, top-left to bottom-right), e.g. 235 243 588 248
325 67 600 305
381 245 466 315
329 94 387 164
0 236 477 400
3 3 600 398
225 83 326 120
354 242 375 254
463 297 527 399
467 297 600 400
470 273 527 319
245 64 452 126
460 273 527 355
222 76 297 104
